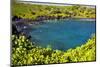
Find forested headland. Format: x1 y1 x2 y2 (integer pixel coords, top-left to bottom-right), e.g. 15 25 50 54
12 0 96 22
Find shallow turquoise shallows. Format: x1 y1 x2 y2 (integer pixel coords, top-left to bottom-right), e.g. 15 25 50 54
29 19 96 51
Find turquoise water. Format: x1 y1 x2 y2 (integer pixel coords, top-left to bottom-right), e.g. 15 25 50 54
29 19 96 51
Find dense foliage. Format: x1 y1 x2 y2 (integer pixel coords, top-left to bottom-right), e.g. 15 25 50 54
11 0 96 66
12 34 96 66
12 1 96 21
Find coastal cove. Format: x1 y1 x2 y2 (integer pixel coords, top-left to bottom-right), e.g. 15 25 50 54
11 1 96 65
14 19 96 51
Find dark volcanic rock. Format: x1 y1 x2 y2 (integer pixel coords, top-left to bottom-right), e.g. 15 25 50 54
12 24 20 35
12 16 21 21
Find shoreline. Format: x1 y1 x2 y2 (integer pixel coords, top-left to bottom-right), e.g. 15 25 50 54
12 18 96 38
12 16 96 23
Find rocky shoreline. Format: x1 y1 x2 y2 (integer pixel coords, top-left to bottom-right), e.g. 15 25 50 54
12 16 96 39
12 16 96 23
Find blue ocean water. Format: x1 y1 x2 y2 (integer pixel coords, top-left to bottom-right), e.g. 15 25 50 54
29 19 96 51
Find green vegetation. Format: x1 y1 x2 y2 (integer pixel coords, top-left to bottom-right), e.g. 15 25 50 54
12 34 96 66
12 1 96 21
11 1 96 66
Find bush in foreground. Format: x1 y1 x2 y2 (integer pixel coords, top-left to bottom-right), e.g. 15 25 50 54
11 34 96 66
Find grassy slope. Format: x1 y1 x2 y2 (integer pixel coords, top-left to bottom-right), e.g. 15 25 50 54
12 1 96 21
